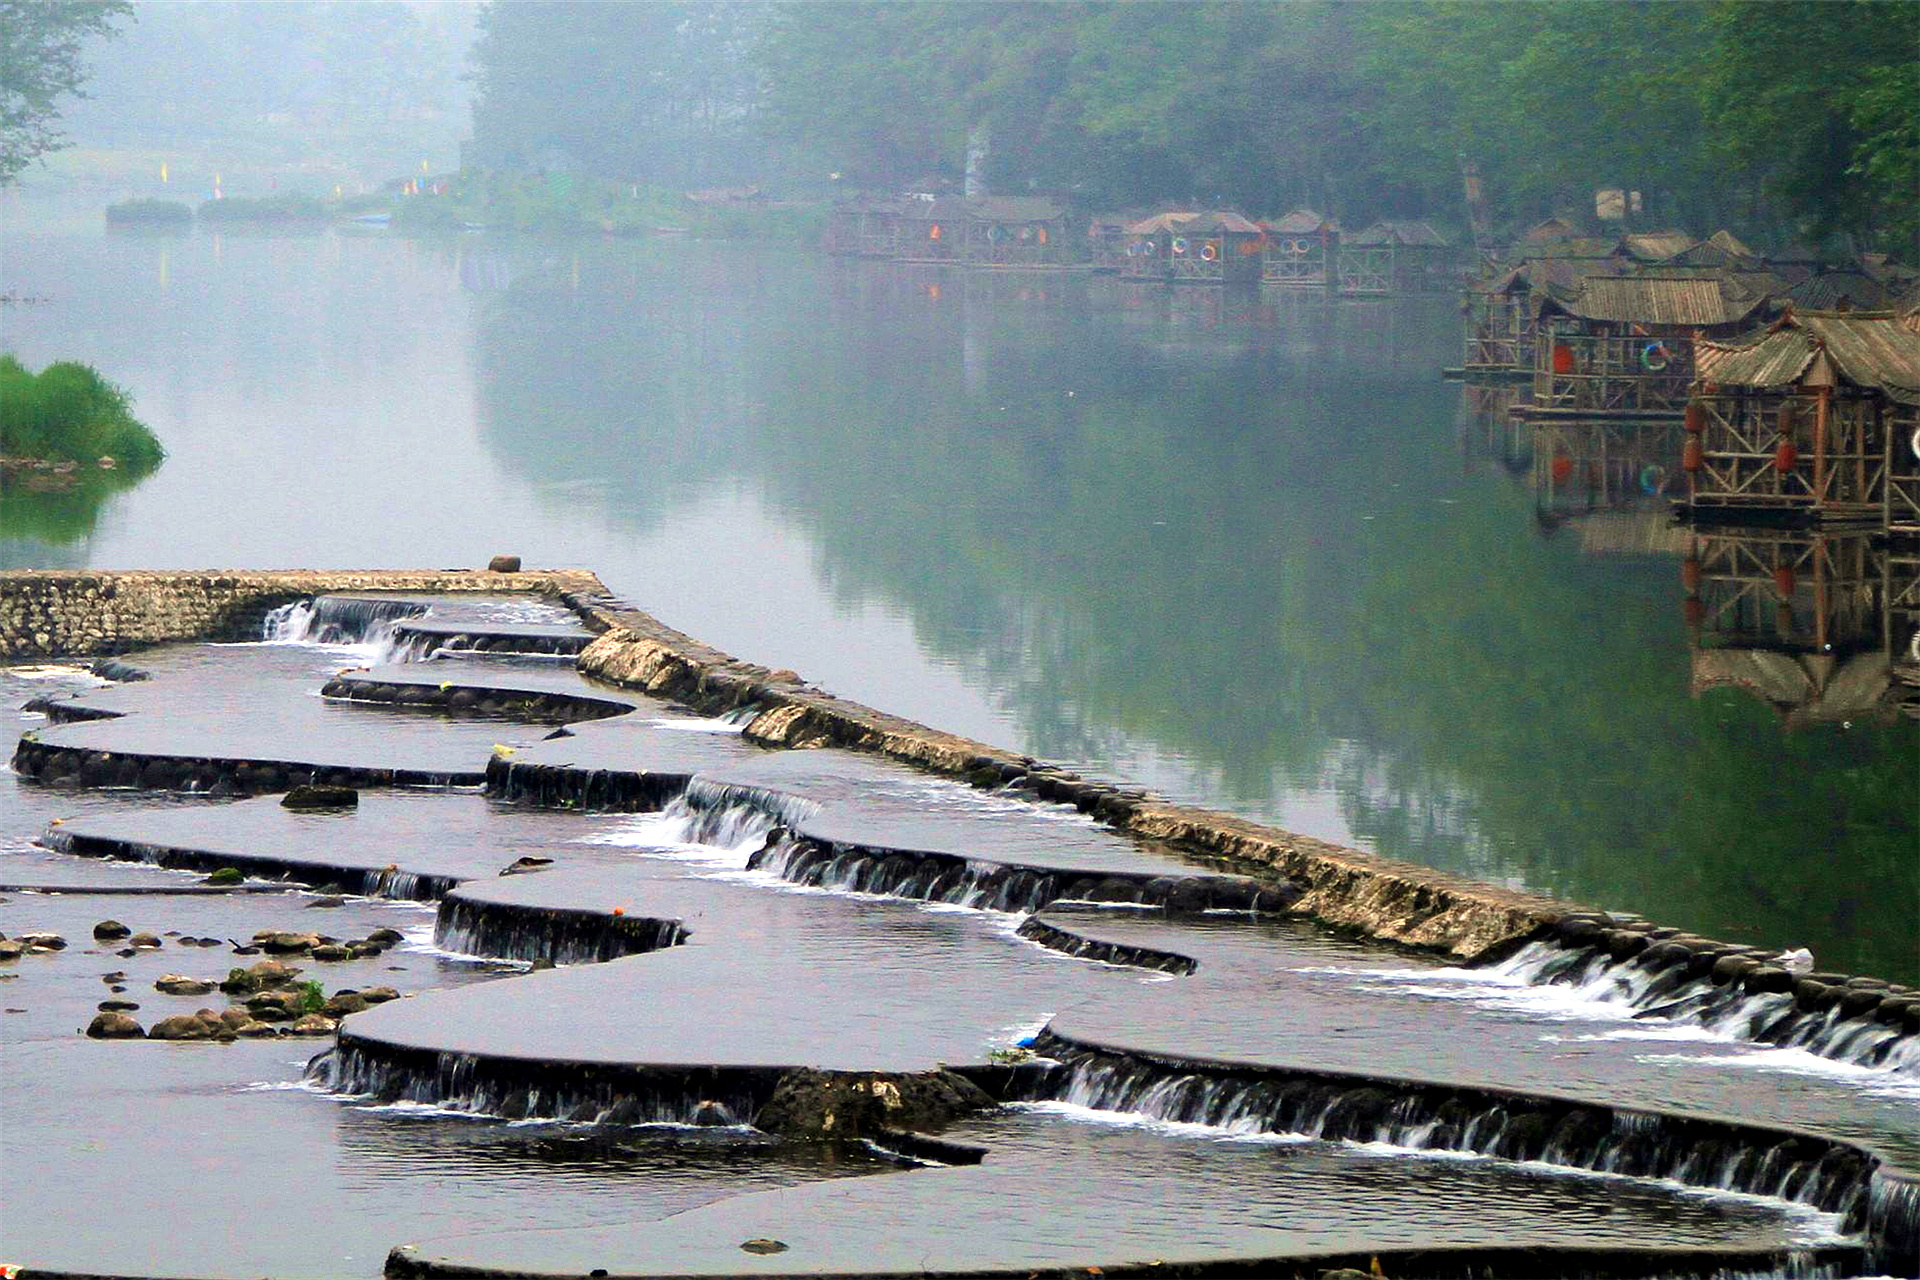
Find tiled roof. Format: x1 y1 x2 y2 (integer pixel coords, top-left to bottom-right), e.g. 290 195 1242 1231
1555 274 1767 327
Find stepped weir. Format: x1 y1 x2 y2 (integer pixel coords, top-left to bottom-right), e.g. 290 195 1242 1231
1 569 1915 1278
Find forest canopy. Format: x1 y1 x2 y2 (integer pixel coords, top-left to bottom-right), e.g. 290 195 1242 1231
467 0 1920 252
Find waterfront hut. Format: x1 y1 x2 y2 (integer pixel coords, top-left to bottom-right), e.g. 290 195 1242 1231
1463 254 1617 375
824 195 905 257
1088 214 1132 273
893 195 968 265
1121 212 1198 282
1261 209 1338 287
1338 219 1455 295
962 196 1074 270
1166 211 1264 285
1530 274 1768 419
1686 309 1920 525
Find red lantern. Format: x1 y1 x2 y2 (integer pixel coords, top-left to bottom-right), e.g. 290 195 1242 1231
1680 558 1702 592
1684 401 1706 434
1550 455 1574 484
1774 441 1798 473
1773 566 1797 597
1682 439 1704 472
1552 344 1576 375
1778 401 1797 434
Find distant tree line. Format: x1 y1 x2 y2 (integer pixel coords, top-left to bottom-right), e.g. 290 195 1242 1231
468 0 1918 253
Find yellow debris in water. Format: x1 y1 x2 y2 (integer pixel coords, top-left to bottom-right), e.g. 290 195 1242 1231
491 744 516 757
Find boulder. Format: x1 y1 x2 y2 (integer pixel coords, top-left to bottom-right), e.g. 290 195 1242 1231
322 992 369 1017
499 856 555 877
128 933 163 949
86 1012 144 1039
18 933 66 951
306 896 346 909
235 1020 277 1038
289 1014 337 1036
486 555 522 573
1742 965 1794 995
753 1069 992 1139
359 986 400 1004
258 932 321 955
310 944 351 962
281 785 358 811
154 975 216 996
0 941 24 961
365 928 405 946
219 958 300 994
203 868 244 886
92 920 132 941
148 1014 215 1041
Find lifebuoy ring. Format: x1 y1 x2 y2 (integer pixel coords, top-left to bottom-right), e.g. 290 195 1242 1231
987 224 1002 243
1126 242 1140 257
1910 425 1920 461
1200 242 1218 262
1172 237 1189 255
1283 238 1303 254
1642 341 1672 372
1639 463 1666 495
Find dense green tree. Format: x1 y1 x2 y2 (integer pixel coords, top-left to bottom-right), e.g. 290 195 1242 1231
0 0 131 184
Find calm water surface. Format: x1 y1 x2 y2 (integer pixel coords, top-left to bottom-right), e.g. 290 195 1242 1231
2 226 1912 981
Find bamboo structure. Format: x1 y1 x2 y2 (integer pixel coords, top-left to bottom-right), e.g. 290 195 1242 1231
1119 212 1196 282
1687 310 1920 526
1261 209 1338 288
1165 212 1264 285
961 197 1075 270
1529 275 1766 422
1532 418 1685 510
1338 220 1455 296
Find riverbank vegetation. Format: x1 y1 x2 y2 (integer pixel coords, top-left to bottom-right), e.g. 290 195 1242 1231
464 0 1917 254
0 355 163 471
104 197 192 225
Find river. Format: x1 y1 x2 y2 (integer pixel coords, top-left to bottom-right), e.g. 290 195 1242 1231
2 223 1912 982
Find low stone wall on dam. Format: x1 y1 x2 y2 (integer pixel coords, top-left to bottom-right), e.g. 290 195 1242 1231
0 568 606 659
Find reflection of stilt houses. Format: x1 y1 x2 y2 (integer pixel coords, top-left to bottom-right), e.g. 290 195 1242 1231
1166 212 1264 285
1686 309 1920 526
1120 212 1197 282
1683 529 1903 726
1888 541 1920 717
1457 381 1530 471
1529 275 1768 422
1261 209 1338 288
1532 417 1686 509
1337 220 1455 296
962 197 1075 270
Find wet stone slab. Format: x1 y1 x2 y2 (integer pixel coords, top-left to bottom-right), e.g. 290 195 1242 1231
1027 907 1920 1171
324 660 642 720
386 1103 1852 1278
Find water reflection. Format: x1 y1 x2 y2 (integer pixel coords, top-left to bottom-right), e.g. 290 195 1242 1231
2 232 1911 981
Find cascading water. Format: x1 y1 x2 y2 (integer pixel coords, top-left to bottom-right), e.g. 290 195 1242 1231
1491 939 1919 1076
262 596 428 647
434 897 687 965
1018 1035 1911 1268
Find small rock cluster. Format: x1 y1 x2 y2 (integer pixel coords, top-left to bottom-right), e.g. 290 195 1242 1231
86 954 402 1041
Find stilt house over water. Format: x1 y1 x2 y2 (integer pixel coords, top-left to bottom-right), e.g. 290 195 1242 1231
1120 212 1198 281
1686 309 1920 527
1530 274 1769 421
962 197 1075 270
1338 220 1456 296
1167 212 1265 284
1261 208 1339 287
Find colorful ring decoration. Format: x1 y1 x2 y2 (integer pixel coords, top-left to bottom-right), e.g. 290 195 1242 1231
1639 463 1667 495
1171 237 1189 255
1642 341 1672 372
1200 242 1218 261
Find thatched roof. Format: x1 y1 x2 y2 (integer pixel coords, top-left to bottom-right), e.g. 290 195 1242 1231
1549 274 1769 327
1126 211 1200 235
1265 208 1336 234
967 195 1067 224
1348 219 1450 247
1623 231 1696 261
1783 269 1893 311
1707 229 1758 259
1182 210 1264 235
1695 310 1920 403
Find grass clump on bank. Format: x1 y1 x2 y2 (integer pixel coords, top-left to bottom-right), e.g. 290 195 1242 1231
196 193 332 223
0 355 164 470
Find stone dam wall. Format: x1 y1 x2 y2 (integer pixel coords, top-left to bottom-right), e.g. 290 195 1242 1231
0 566 1604 961
0 568 605 659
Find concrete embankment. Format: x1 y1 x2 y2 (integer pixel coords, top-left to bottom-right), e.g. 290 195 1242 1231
0 568 606 658
560 588 1565 961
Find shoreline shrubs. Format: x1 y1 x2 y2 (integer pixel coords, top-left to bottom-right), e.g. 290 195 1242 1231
0 355 164 471
105 198 193 225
